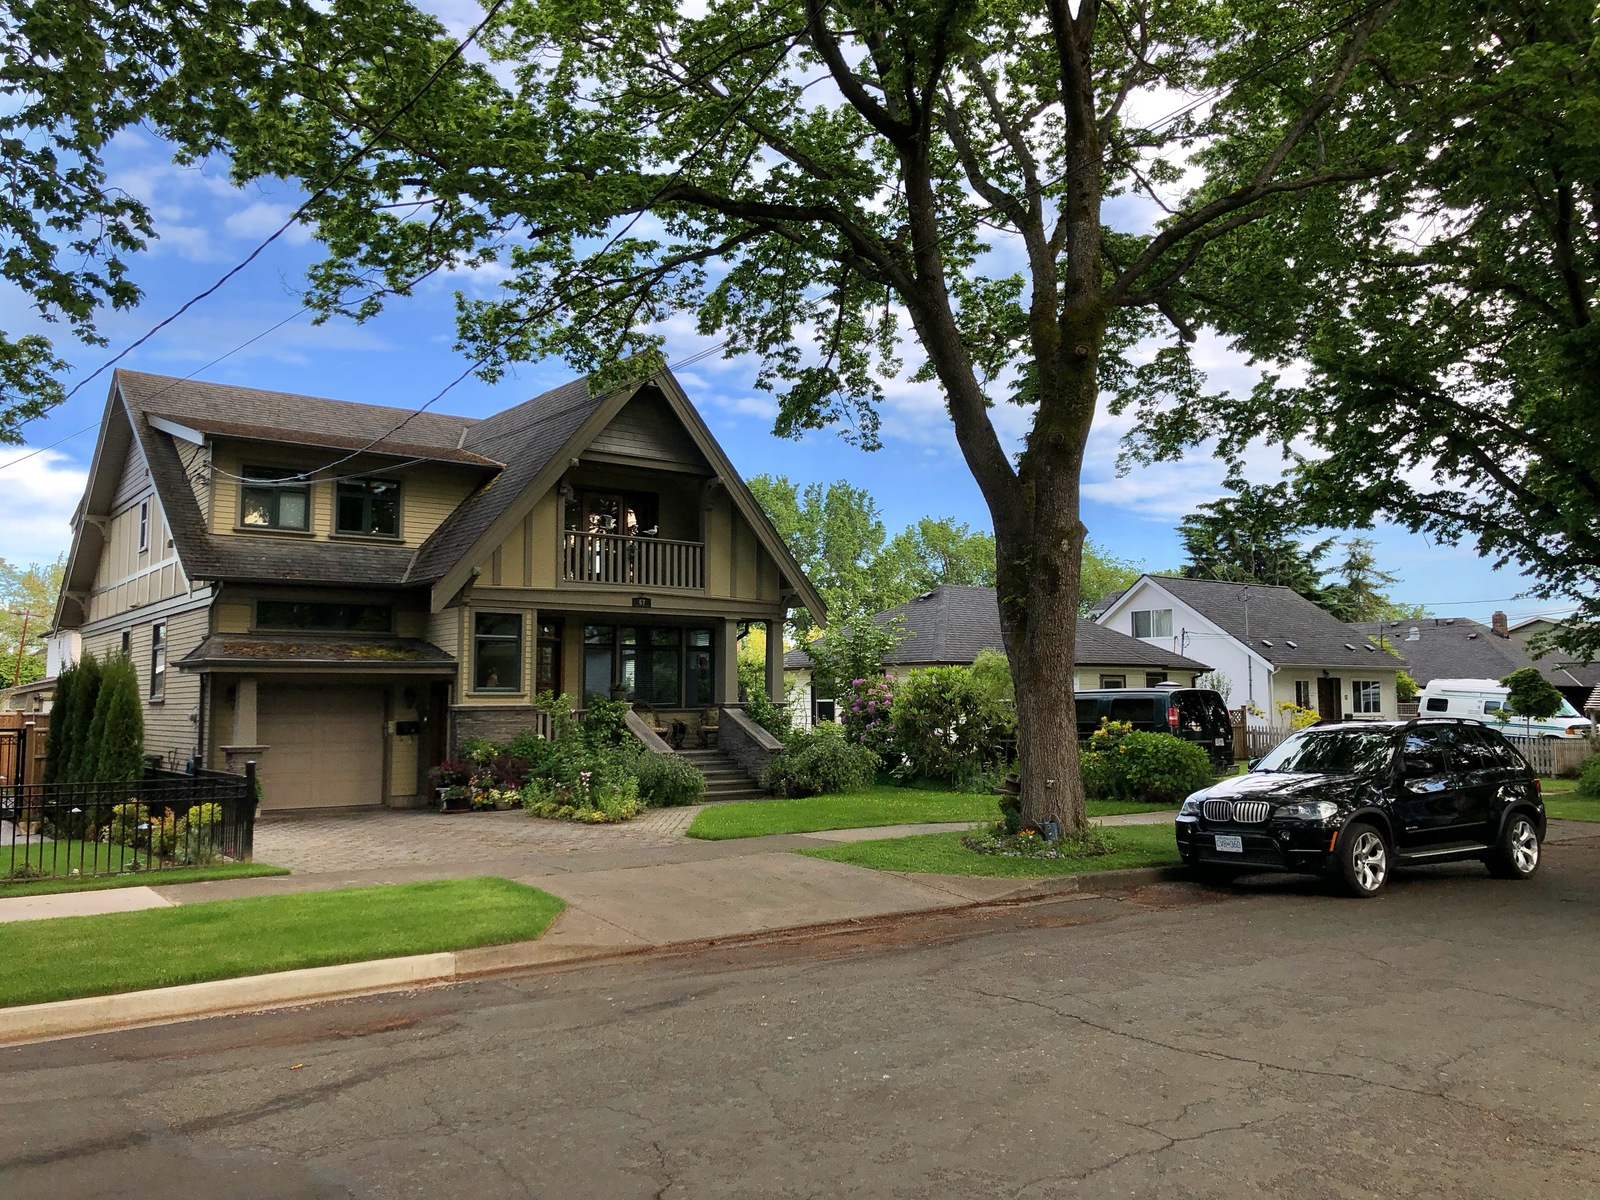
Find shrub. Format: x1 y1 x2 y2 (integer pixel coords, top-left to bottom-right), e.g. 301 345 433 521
582 698 630 747
88 654 145 784
841 675 897 762
1275 701 1321 731
1578 755 1600 798
507 728 562 776
763 724 879 796
520 771 645 823
738 655 791 737
43 660 77 784
889 665 1013 784
107 802 147 848
630 750 707 806
1081 721 1212 805
62 652 104 783
458 736 499 765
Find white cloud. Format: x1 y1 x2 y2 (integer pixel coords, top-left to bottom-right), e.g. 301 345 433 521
0 449 86 566
224 201 313 246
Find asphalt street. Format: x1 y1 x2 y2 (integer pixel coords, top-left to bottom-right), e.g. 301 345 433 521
4 836 1599 1199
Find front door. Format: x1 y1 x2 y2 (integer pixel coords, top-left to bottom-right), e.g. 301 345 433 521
1317 677 1342 724
421 680 451 796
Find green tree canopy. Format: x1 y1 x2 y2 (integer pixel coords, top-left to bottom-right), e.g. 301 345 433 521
2 0 1456 829
879 518 997 597
1498 666 1565 729
1178 480 1332 601
1079 540 1146 616
0 557 64 685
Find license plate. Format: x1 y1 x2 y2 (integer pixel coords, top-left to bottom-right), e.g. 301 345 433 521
1214 835 1244 853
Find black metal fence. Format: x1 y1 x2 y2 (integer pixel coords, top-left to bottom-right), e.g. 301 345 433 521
1 764 256 882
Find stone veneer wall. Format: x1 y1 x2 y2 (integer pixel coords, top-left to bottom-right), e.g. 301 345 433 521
451 705 543 752
716 706 784 783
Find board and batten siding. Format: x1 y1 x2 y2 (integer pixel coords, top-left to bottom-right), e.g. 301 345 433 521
87 447 190 624
586 391 708 468
80 603 209 766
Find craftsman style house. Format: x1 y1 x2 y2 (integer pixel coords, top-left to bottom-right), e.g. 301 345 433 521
53 367 821 809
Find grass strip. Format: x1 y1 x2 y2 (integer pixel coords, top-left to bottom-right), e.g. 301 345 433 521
800 823 1183 878
1544 795 1600 823
0 877 565 1008
0 863 289 898
686 786 1173 840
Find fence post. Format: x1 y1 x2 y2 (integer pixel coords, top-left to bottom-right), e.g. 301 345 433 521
241 760 257 862
17 721 28 788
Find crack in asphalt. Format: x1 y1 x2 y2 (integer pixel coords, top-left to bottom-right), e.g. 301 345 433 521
971 986 1600 1161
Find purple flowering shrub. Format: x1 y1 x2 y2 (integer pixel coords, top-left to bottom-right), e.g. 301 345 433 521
841 675 898 762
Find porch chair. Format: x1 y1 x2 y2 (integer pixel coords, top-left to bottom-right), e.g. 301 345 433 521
697 706 721 748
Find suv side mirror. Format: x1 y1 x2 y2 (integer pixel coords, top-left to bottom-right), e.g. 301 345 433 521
1246 757 1260 771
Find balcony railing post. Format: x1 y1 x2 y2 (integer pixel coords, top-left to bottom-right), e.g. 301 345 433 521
561 530 705 590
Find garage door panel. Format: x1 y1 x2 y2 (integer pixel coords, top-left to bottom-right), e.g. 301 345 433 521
258 686 385 810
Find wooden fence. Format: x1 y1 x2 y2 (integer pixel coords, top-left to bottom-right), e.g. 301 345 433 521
1232 722 1295 762
0 714 44 788
1505 735 1594 778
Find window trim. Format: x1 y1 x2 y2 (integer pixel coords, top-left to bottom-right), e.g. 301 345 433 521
471 611 525 695
333 476 404 541
1099 675 1127 689
138 499 150 552
150 620 167 703
238 465 313 533
1293 679 1313 709
1351 679 1382 715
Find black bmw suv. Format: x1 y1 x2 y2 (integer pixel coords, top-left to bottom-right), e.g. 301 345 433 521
1175 718 1545 897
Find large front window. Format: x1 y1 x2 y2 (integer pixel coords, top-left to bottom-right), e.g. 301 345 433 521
336 478 401 538
473 612 523 692
1132 609 1173 638
241 467 310 530
583 624 713 706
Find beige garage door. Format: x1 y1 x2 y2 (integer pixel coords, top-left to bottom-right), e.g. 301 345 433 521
257 686 385 810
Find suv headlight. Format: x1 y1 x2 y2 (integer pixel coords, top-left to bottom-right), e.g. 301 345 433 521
1179 796 1204 816
1275 800 1339 822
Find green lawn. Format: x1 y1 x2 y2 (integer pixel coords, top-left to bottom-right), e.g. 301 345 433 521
685 786 1175 840
0 863 289 898
800 823 1183 878
1539 776 1578 795
0 878 565 1009
1545 793 1600 823
3 836 144 878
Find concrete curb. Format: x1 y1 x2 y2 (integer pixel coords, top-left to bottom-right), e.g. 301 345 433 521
0 865 1201 1049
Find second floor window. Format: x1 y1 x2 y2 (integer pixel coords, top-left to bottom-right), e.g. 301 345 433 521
150 621 166 701
336 478 401 538
138 499 150 551
241 467 310 531
1131 609 1173 638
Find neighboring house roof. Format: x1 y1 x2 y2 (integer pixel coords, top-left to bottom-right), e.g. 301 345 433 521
784 585 1211 674
1086 588 1128 617
1106 575 1409 669
57 365 827 624
177 634 457 672
1361 617 1532 685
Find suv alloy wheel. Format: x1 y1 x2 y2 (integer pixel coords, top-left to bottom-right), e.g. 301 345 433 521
1487 814 1541 879
1337 823 1389 898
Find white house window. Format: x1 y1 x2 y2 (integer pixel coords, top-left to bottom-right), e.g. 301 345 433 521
241 467 311 530
1352 680 1382 714
138 499 150 552
1294 680 1313 709
336 478 401 538
1131 609 1173 638
150 621 166 702
473 612 523 692
1099 675 1126 688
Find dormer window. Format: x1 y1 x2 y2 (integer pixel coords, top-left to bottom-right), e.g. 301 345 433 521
241 466 310 530
336 477 401 538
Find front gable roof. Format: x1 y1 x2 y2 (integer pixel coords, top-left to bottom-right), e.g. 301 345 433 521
1103 575 1408 669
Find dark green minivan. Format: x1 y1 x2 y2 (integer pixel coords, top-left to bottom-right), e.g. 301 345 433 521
1074 686 1235 767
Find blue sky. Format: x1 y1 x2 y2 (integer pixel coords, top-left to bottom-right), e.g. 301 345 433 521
0 110 1564 629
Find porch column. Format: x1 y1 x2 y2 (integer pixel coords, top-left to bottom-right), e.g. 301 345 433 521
766 618 784 704
714 619 739 705
222 675 268 776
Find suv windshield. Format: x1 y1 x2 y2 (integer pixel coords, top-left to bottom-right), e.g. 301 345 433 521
1254 729 1395 776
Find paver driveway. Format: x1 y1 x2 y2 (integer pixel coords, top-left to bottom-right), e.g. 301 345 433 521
252 804 701 874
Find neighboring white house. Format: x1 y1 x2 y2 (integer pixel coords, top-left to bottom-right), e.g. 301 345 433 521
1093 575 1406 727
784 584 1211 731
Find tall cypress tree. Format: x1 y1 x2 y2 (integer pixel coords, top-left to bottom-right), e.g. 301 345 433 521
88 655 145 784
42 661 77 784
62 652 102 783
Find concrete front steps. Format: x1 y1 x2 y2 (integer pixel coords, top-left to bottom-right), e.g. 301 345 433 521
676 747 767 803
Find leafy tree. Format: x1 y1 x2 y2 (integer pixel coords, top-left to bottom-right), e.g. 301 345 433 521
1178 481 1332 601
1079 541 1145 616
880 518 997 597
748 476 891 634
1498 666 1565 737
802 614 908 701
6 0 1434 829
1195 670 1232 705
0 557 63 685
1135 1 1600 663
87 654 145 784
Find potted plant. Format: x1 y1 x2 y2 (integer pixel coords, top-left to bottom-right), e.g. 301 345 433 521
429 760 475 812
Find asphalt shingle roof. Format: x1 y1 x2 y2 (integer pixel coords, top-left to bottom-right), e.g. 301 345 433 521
177 633 456 671
1135 576 1409 668
784 585 1211 673
1352 616 1528 686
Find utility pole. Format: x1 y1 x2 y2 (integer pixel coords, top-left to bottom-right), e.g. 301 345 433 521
9 609 37 687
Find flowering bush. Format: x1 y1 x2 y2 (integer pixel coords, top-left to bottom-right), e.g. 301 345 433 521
521 772 645 822
889 665 1014 784
841 675 897 760
764 724 879 796
1275 700 1321 730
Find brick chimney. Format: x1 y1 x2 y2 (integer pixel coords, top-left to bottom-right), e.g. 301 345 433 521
1491 610 1509 638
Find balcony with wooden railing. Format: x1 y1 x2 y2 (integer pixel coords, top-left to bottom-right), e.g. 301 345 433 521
562 530 705 590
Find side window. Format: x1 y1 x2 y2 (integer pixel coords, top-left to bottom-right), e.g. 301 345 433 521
1424 697 1448 712
150 621 167 701
1108 697 1153 725
1131 609 1173 638
1445 726 1498 772
1482 731 1527 771
1294 679 1313 709
138 499 150 552
1483 699 1504 716
1099 674 1126 689
1074 698 1101 725
1400 727 1450 776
